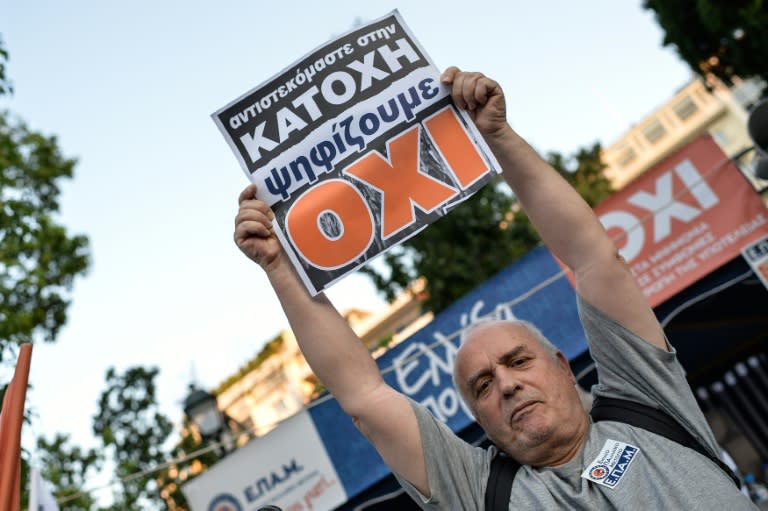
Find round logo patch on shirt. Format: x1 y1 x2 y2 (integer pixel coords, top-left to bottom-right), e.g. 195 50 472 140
581 439 641 489
589 465 609 480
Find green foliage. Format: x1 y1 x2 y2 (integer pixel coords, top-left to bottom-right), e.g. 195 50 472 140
377 334 394 350
643 0 768 84
156 418 220 510
92 366 174 510
34 433 103 510
1 32 93 510
0 35 12 96
0 37 90 365
547 142 613 208
360 143 612 314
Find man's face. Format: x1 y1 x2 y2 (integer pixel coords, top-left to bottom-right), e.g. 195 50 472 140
454 322 587 466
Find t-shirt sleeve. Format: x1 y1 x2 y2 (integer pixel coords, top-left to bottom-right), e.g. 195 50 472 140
394 399 492 510
577 295 722 457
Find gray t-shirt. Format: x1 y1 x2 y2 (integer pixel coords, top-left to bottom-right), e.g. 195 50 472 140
396 296 756 510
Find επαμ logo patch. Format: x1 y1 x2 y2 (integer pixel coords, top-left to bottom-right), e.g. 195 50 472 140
581 439 640 489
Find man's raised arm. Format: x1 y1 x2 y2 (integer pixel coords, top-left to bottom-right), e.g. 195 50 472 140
234 185 430 494
441 67 666 349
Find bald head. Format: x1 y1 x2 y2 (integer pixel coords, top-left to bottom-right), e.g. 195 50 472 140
460 320 559 363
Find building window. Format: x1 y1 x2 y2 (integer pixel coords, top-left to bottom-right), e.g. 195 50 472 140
712 129 728 146
241 417 254 430
643 119 667 144
617 145 637 166
673 96 699 121
273 398 287 413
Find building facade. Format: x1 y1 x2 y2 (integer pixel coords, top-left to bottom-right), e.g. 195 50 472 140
212 281 432 439
602 76 764 191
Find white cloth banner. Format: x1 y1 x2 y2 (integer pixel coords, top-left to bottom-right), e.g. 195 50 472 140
29 468 60 511
182 410 346 511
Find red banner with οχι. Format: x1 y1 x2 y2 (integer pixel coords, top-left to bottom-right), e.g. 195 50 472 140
594 134 768 307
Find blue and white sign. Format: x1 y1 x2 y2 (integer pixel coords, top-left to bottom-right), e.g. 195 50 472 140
182 410 346 511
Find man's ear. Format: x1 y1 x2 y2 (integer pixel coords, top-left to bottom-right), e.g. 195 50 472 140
556 351 577 385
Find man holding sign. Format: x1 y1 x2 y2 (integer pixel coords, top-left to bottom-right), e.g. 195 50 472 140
234 68 755 509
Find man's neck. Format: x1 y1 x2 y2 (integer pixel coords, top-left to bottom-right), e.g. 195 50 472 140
531 413 590 468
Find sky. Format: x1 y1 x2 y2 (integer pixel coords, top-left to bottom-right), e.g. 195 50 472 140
2 0 693 493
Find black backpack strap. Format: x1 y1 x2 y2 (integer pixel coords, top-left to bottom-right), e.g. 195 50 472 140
484 452 521 511
590 396 741 489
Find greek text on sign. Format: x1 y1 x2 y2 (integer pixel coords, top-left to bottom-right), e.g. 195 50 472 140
212 10 500 295
594 135 768 307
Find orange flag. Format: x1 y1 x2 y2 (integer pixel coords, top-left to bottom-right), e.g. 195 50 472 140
0 343 33 511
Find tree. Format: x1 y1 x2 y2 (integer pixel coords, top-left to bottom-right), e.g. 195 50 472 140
0 34 90 365
92 366 174 510
0 35 12 95
156 419 221 510
546 143 613 208
643 0 768 85
360 142 612 314
0 32 90 510
33 433 103 510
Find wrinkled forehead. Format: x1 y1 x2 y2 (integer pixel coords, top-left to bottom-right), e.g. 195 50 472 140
462 320 535 349
455 321 538 376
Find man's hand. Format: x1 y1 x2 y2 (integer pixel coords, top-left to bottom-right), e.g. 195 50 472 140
441 66 508 138
234 184 283 271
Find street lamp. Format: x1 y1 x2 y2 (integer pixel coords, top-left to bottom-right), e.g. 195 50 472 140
183 384 233 454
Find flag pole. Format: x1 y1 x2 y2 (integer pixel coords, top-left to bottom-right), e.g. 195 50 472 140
0 343 33 511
